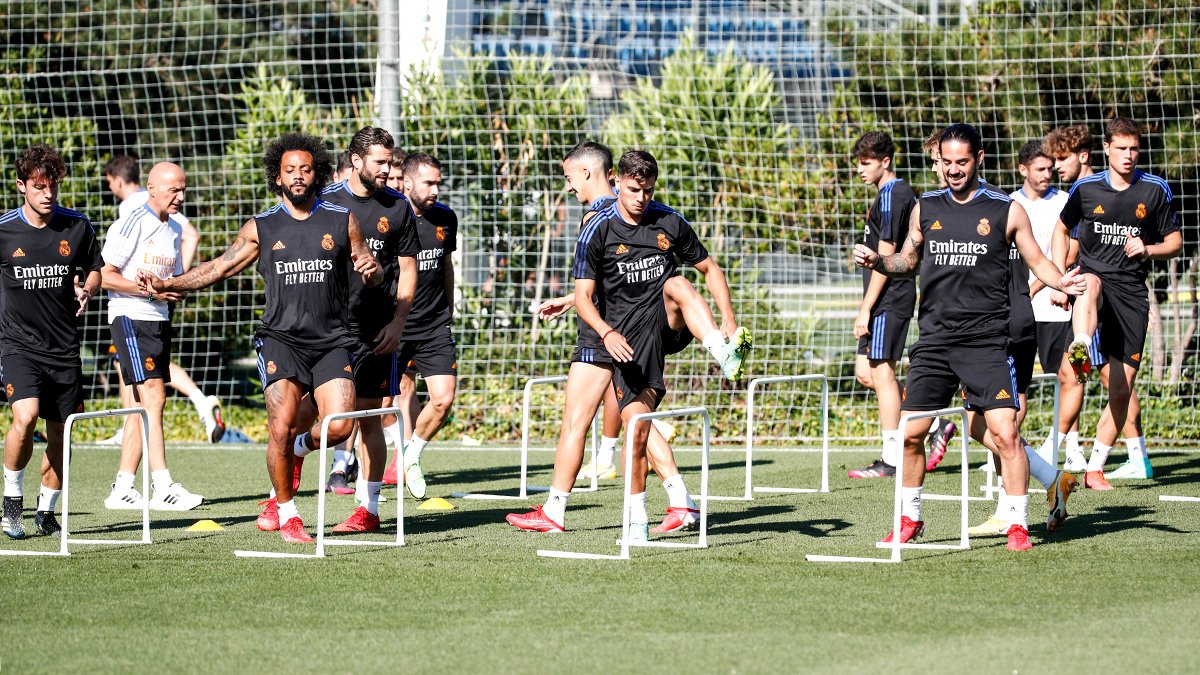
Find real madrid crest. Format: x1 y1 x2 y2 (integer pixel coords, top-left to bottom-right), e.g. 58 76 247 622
976 218 991 236
321 233 334 251
656 233 670 251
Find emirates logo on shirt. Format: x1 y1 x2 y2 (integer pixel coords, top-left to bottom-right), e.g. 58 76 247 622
436 226 445 241
930 220 942 230
272 241 286 250
377 217 389 234
321 234 334 251
1093 204 1106 215
12 248 24 257
1135 203 1147 219
58 240 71 257
976 218 991 236
656 233 670 251
615 244 629 254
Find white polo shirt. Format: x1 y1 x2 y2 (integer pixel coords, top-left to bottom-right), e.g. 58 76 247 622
1011 186 1071 322
102 203 184 322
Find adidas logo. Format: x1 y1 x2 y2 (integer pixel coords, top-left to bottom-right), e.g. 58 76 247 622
615 244 629 254
272 241 286 250
1131 352 1141 362
1093 204 1105 215
930 220 942 230
995 389 1011 400
12 248 24 257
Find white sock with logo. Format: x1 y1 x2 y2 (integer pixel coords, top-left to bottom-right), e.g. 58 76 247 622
701 330 726 362
37 484 60 513
1087 442 1113 472
1125 436 1147 462
366 481 382 515
901 486 923 521
1005 493 1030 529
597 436 618 467
543 488 569 527
3 467 23 497
881 429 900 467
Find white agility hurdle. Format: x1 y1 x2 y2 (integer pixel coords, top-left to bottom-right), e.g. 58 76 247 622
0 407 154 557
538 406 710 561
1160 496 1200 502
807 407 970 564
452 375 599 500
978 373 1060 499
721 374 829 501
235 406 404 559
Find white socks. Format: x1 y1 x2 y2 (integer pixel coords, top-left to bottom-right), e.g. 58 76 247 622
1087 442 1112 472
187 389 207 413
151 469 173 493
543 487 569 526
365 481 382 515
991 488 1009 520
277 499 299 523
37 485 60 513
597 436 618 467
293 432 316 458
115 470 136 492
1036 435 1057 465
628 491 649 527
332 449 351 473
881 429 900 467
3 467 22 497
662 473 697 510
403 436 428 468
701 330 726 362
1005 493 1030 529
1024 444 1058 490
383 421 403 450
901 486 922 521
1065 431 1080 454
1125 436 1146 462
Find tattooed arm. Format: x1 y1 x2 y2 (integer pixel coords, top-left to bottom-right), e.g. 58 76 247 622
137 217 261 294
853 202 923 278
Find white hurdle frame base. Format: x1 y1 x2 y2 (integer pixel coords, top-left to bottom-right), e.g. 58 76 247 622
807 407 970 564
1160 496 1200 502
451 375 598 500
235 406 405 559
537 407 710 561
721 375 830 501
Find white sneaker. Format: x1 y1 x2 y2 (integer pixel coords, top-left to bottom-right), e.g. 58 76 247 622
149 483 204 511
198 395 226 443
1063 449 1087 472
104 483 145 510
98 429 125 446
627 520 650 543
651 419 677 444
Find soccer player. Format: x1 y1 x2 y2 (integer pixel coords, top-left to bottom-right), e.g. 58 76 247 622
138 134 383 543
1051 118 1182 488
1 144 103 539
335 150 354 182
512 150 741 539
100 162 205 511
313 126 418 531
855 123 1086 551
968 140 1079 535
101 155 225 444
372 152 458 500
845 131 917 480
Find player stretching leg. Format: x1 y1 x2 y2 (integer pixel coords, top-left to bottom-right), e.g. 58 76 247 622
856 124 1085 551
139 134 382 543
1 145 103 539
1050 118 1181 489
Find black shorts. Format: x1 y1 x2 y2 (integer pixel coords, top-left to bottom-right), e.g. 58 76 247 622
254 336 351 394
0 352 83 422
1097 280 1149 370
397 326 458 378
110 317 172 385
610 330 666 412
571 334 612 365
1009 339 1036 395
1035 321 1071 374
903 338 1019 413
662 324 694 356
351 351 402 399
856 311 911 362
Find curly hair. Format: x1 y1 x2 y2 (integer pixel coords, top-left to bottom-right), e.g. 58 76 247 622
263 134 334 196
16 144 68 183
1044 124 1093 156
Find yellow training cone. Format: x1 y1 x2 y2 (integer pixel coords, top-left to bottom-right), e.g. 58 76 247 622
187 519 224 532
417 497 455 511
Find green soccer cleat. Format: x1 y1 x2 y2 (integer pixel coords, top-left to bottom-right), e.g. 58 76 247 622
720 326 754 382
1066 340 1091 383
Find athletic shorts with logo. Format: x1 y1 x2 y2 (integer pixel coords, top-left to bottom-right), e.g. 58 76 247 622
254 335 351 393
1009 338 1036 395
0 352 83 422
856 310 911 361
574 323 691 365
902 338 1019 412
610 328 666 412
1035 320 1071 374
397 325 457 379
110 317 172 385
351 350 403 399
1094 277 1150 370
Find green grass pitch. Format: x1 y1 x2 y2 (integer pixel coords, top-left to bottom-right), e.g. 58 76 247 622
3 443 1199 672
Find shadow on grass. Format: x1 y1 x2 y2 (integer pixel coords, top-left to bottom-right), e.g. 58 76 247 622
1050 504 1189 541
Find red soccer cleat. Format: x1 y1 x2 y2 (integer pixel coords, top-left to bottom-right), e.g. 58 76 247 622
292 454 305 492
256 498 279 531
1006 524 1033 551
505 506 564 533
880 516 924 544
280 516 314 543
651 507 700 533
332 506 381 533
925 420 957 472
381 453 401 486
1084 470 1113 491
